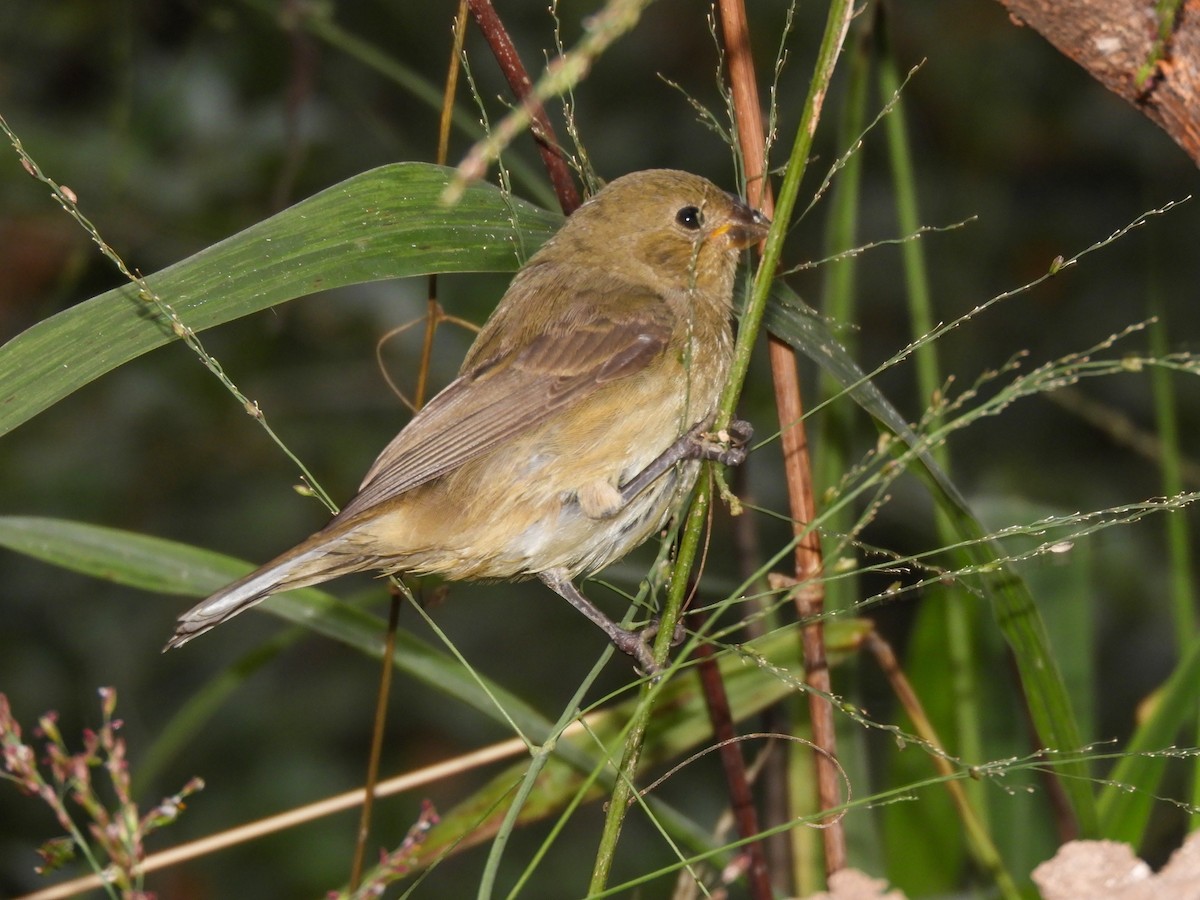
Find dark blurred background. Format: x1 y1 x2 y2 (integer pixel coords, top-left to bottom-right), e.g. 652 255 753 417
2 1 1199 896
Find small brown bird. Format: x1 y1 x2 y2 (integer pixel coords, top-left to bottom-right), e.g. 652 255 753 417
166 169 769 670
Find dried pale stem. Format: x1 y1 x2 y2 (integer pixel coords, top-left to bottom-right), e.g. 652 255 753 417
716 0 851 875
467 0 580 213
587 478 712 893
412 0 473 412
348 593 404 890
354 4 468 882
440 0 470 166
864 630 1020 900
17 735 535 900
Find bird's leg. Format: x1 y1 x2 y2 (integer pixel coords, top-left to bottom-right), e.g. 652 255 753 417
547 422 751 671
618 419 753 505
539 570 659 674
639 615 687 646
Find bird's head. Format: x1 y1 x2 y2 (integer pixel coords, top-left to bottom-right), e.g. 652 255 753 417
550 169 770 299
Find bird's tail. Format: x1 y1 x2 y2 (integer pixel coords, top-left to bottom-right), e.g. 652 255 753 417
164 533 359 651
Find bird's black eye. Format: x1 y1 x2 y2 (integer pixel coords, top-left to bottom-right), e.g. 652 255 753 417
675 205 703 230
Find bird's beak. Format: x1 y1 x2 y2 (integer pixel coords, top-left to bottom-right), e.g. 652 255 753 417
711 201 771 249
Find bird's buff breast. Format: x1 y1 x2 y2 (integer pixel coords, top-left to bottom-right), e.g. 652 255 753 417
351 349 724 582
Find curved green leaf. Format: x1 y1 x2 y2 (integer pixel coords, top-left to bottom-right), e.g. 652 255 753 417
0 512 871 855
0 515 552 741
1098 630 1200 844
765 281 1097 834
398 621 871 876
0 162 562 439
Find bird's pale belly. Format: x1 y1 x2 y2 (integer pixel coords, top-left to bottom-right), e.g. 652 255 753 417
350 414 703 583
505 460 694 578
347 343 726 584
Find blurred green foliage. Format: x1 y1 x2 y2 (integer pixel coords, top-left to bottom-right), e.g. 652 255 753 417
2 1 1199 897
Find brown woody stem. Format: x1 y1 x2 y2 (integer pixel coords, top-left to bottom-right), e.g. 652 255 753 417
716 0 854 878
693 614 775 900
467 0 581 213
995 0 1200 165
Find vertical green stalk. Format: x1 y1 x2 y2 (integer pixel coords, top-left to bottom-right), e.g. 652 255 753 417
878 28 987 823
590 0 858 889
815 18 870 609
720 0 856 414
480 651 614 900
810 18 875 879
1149 315 1196 643
587 482 712 892
1148 303 1199 825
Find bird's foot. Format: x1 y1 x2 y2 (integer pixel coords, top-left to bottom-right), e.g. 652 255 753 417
611 628 663 676
691 418 753 467
642 615 687 646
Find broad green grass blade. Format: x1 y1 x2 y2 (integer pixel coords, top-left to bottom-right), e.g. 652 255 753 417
881 595 971 895
0 516 550 742
879 30 990 849
1098 630 1200 845
378 621 870 877
763 283 967 509
0 162 562 439
918 472 1100 835
764 283 1098 834
1148 309 1200 826
0 514 254 595
0 512 880 880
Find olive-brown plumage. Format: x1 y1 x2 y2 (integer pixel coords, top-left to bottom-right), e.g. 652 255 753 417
166 170 769 670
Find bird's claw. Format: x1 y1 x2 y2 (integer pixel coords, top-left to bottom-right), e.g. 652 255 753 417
642 616 687 646
610 618 687 677
613 629 662 676
692 418 753 467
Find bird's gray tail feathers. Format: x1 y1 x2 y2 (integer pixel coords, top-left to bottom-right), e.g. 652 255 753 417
164 539 346 651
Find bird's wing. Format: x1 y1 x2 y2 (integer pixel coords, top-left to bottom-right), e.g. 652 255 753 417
337 287 672 519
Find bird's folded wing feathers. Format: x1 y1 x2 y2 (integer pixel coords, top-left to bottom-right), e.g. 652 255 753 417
338 292 672 519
